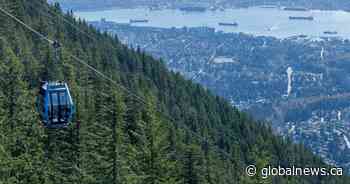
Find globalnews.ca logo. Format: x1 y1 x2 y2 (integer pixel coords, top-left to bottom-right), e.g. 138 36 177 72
245 165 343 179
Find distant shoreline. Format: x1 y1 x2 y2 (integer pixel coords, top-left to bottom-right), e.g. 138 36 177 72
88 20 346 42
72 5 350 14
57 3 350 13
77 6 350 39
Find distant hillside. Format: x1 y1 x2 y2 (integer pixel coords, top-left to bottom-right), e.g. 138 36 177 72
0 0 348 183
224 0 350 10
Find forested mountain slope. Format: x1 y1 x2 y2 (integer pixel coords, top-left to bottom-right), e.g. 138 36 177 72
0 0 348 183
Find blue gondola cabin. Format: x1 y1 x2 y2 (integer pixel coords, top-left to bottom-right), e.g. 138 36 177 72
37 81 75 128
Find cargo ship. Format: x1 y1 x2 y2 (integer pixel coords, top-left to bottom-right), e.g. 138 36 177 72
283 7 308 11
218 22 238 26
129 19 149 23
259 5 278 9
324 31 338 35
179 7 206 12
289 16 314 21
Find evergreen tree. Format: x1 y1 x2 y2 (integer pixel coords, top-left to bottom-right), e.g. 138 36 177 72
182 145 204 184
140 95 180 184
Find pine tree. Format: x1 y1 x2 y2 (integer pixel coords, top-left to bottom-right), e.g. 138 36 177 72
110 90 126 184
182 145 204 184
122 96 146 184
140 94 180 184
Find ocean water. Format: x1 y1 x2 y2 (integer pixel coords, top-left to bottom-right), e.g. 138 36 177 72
76 7 350 38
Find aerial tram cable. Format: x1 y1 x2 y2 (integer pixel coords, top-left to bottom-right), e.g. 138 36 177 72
0 5 53 44
29 0 98 42
0 6 235 161
0 4 234 160
0 6 75 129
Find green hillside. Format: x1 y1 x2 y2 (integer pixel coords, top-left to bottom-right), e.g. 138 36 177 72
0 0 347 183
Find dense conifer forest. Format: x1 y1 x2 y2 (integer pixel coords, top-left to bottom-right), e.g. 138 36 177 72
0 0 348 183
